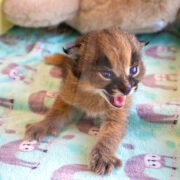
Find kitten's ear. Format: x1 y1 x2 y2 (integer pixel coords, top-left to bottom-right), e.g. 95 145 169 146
139 40 149 47
63 43 81 60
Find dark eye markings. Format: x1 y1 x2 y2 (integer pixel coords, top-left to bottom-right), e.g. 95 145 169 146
130 51 141 77
131 51 140 66
96 52 112 69
96 52 115 80
129 77 139 87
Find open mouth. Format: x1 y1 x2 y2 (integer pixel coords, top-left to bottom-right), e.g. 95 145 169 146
104 93 126 108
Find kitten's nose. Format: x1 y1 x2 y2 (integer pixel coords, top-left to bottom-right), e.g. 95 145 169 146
123 85 131 95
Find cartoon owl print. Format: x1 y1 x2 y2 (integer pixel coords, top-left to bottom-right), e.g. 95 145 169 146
1 63 37 84
145 45 177 61
0 140 47 169
28 90 58 114
0 97 14 110
76 114 100 136
136 104 178 124
26 41 52 57
51 164 89 180
0 96 14 120
124 153 176 180
50 66 62 78
142 73 178 91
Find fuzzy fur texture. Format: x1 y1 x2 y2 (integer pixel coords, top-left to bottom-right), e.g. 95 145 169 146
25 28 145 174
3 0 180 33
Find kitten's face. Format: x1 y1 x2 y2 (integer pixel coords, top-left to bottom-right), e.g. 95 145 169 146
65 28 145 108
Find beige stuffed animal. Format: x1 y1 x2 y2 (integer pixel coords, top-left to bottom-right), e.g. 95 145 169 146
3 0 180 34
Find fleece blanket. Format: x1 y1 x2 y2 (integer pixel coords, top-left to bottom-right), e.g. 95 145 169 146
0 26 180 180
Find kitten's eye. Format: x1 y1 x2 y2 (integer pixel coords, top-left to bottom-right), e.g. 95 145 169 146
100 71 112 79
130 66 138 75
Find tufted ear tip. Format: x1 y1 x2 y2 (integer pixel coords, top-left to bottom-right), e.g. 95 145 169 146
63 47 68 54
139 40 150 47
144 41 150 46
62 44 81 59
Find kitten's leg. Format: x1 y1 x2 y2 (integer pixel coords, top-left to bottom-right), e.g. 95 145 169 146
90 111 127 174
45 53 71 66
25 96 72 141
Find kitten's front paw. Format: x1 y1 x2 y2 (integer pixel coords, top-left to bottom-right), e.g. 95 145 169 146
90 146 122 175
25 123 48 141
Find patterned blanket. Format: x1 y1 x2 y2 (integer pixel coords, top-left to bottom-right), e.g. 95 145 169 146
0 26 179 180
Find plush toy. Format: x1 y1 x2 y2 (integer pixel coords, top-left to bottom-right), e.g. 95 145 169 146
3 0 180 34
0 0 13 34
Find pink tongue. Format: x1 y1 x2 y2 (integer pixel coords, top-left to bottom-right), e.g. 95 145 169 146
113 96 126 107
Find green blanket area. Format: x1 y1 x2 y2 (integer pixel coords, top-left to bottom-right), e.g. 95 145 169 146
0 26 180 180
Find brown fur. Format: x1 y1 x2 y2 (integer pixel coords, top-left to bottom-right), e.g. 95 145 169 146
25 27 145 174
